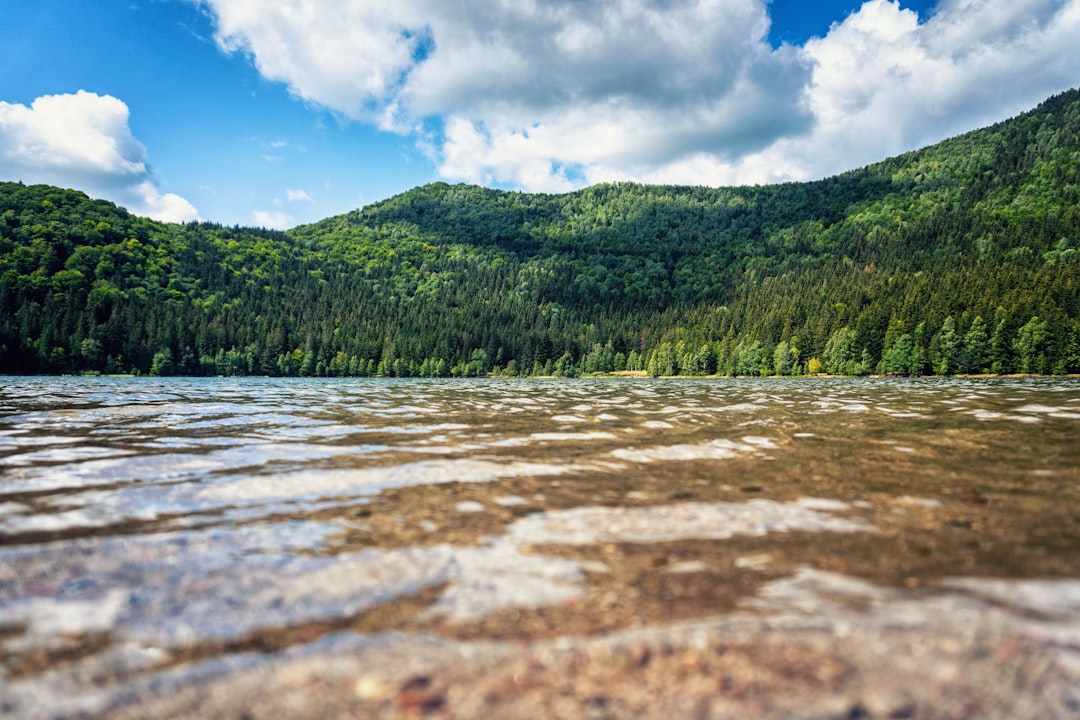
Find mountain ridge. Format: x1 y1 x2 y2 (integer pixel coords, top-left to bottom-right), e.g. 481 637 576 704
1 89 1078 376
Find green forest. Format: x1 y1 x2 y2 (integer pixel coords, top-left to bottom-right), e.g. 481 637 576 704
2 90 1079 378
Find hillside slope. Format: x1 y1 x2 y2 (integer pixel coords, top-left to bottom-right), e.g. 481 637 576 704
1 90 1078 376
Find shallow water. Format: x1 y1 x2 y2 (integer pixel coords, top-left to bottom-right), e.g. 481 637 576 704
2 376 1080 716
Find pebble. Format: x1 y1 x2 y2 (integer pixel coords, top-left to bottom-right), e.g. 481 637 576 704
665 560 707 574
354 675 392 700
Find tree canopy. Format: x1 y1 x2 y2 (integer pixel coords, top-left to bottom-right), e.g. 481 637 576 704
2 89 1079 377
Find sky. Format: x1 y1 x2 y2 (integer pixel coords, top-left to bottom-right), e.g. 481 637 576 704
1 0 1078 229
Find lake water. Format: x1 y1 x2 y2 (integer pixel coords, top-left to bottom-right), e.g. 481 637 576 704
2 376 1080 717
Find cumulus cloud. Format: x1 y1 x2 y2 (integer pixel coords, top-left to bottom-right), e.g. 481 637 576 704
0 91 199 222
196 0 1080 192
202 1 421 120
792 0 1080 177
285 188 313 202
252 210 294 229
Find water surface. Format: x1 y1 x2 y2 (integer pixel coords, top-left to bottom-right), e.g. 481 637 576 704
2 377 1079 716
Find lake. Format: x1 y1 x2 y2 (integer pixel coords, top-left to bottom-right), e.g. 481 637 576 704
2 376 1080 718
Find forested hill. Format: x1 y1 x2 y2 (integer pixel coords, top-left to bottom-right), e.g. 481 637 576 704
2 90 1079 377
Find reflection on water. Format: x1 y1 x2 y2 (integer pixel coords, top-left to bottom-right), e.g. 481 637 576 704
2 376 1080 716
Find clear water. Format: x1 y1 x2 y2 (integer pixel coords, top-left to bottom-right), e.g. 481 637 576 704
2 376 1079 715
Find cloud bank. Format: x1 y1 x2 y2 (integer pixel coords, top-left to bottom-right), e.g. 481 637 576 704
197 0 1080 191
0 91 199 222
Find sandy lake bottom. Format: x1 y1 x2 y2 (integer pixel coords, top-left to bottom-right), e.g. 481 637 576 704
2 376 1079 718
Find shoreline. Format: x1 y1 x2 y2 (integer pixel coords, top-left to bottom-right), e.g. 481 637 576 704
12 371 1080 380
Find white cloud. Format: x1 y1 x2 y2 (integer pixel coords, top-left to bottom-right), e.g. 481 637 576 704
285 188 313 202
252 210 294 229
199 0 421 120
196 0 1080 192
0 91 199 222
790 0 1080 178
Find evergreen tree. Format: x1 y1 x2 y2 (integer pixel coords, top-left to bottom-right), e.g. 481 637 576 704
959 315 989 374
882 334 914 376
1014 316 1049 374
931 316 960 376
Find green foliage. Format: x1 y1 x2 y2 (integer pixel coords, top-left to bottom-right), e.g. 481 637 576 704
823 327 858 375
2 89 1080 377
931 317 960 376
1014 316 1050 374
734 341 765 377
882 334 915 376
150 347 174 376
772 341 798 376
959 316 989 374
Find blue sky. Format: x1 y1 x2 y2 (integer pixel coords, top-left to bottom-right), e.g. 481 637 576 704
1 0 1078 228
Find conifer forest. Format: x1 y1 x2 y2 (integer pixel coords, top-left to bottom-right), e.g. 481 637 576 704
2 90 1079 378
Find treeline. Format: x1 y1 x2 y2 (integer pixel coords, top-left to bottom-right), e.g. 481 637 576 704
2 89 1079 377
